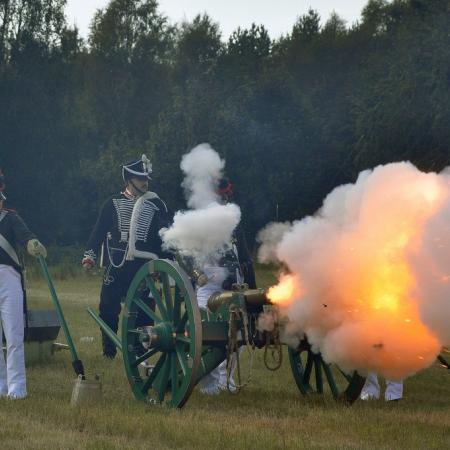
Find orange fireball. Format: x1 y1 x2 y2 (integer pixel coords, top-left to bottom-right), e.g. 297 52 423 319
262 162 448 379
267 274 302 306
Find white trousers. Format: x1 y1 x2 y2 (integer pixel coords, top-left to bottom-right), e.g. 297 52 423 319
361 372 403 401
0 264 27 398
196 267 238 394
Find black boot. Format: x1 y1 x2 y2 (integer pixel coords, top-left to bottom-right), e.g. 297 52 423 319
102 331 117 359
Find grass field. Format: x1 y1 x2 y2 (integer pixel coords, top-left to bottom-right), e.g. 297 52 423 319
1 266 449 449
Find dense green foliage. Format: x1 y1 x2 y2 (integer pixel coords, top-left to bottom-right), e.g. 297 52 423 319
1 0 449 247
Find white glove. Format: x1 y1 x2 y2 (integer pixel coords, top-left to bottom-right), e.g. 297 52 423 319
27 239 47 258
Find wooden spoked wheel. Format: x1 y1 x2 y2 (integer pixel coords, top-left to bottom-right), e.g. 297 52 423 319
288 339 366 404
122 259 202 408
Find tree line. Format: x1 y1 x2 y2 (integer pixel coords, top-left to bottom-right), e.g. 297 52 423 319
0 0 449 249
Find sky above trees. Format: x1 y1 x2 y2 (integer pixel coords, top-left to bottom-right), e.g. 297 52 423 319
66 0 372 40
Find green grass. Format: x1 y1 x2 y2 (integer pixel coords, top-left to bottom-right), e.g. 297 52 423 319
1 266 449 449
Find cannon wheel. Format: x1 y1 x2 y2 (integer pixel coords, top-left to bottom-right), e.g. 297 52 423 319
122 259 202 408
288 339 366 404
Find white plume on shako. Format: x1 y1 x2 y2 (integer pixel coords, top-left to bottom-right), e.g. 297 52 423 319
160 143 241 265
257 162 450 380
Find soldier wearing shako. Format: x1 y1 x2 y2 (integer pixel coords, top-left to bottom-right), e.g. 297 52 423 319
216 177 256 290
197 176 256 394
82 155 170 359
0 169 46 399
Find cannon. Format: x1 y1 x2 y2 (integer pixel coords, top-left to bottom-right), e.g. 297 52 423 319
2 310 64 364
87 259 366 408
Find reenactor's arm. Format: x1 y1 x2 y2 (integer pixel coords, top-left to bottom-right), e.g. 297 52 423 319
82 198 113 268
11 212 47 258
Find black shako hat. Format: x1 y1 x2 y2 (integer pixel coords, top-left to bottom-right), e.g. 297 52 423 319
122 154 152 182
217 177 233 196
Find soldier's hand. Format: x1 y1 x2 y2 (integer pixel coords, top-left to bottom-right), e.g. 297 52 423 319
27 239 47 258
82 256 94 271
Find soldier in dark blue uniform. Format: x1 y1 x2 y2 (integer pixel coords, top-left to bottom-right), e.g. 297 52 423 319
197 176 256 394
82 156 170 358
216 177 256 290
0 169 46 399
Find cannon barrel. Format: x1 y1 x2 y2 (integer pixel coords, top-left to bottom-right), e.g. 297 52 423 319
207 288 271 313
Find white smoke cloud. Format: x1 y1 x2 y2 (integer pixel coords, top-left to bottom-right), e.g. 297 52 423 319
256 221 292 263
261 161 449 380
410 175 450 345
180 143 224 209
161 144 241 266
160 203 241 265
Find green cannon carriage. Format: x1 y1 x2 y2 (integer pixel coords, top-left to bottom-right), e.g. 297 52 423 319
88 258 366 408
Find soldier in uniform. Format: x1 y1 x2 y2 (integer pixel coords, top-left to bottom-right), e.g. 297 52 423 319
216 177 256 290
82 155 170 359
197 177 256 394
0 169 47 399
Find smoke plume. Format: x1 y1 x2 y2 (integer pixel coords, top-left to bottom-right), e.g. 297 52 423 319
160 144 241 265
260 162 449 380
257 222 292 263
180 143 224 209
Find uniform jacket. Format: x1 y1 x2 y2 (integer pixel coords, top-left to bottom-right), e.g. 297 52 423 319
218 223 256 289
233 223 256 289
0 209 35 271
84 191 170 267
